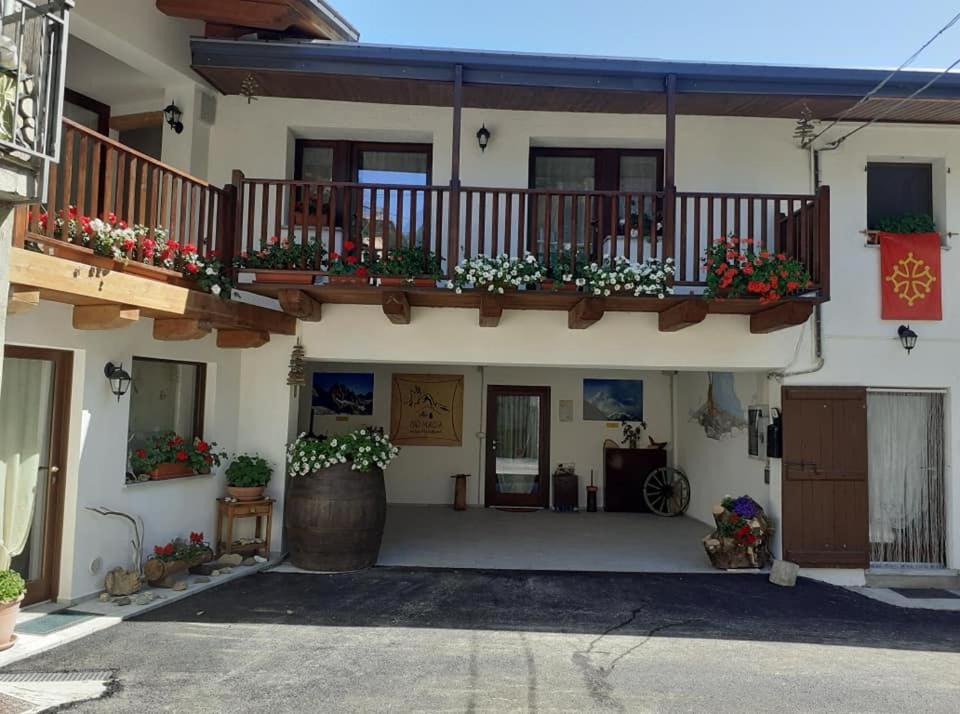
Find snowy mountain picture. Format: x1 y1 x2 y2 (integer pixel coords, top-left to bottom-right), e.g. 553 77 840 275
312 372 374 415
582 379 644 421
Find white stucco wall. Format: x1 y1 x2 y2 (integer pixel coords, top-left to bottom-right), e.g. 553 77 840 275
4 302 243 602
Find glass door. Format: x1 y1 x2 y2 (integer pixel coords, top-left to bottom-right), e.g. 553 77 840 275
1 347 71 605
484 386 551 508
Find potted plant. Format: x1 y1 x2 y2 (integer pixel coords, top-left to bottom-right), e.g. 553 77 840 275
703 237 810 302
449 253 545 294
875 212 936 236
579 256 675 298
285 429 399 571
702 495 773 569
376 246 442 287
129 432 224 481
233 235 327 284
544 251 587 291
225 454 272 501
327 240 375 285
0 570 25 651
143 532 215 587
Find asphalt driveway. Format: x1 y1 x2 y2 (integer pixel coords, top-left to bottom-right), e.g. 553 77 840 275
6 567 960 712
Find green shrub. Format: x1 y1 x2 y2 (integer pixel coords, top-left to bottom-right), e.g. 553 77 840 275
225 454 272 487
0 570 26 603
875 213 936 234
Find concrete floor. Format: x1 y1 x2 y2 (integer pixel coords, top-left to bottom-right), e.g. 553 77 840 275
377 504 719 572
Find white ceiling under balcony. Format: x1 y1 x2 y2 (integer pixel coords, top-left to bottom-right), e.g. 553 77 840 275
65 37 166 115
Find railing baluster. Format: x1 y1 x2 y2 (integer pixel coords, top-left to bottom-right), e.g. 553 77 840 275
679 194 687 280
326 185 337 265
396 188 405 252
115 155 126 222
90 138 101 218
463 190 473 258
60 127 74 212
517 192 526 258
75 134 88 216
478 191 487 256
504 192 513 258
692 195 701 283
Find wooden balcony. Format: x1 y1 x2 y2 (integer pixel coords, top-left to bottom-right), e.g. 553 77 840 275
8 120 288 347
233 176 830 331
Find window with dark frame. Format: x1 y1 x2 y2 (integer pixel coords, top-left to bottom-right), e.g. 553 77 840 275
866 162 934 230
294 140 432 185
127 357 206 452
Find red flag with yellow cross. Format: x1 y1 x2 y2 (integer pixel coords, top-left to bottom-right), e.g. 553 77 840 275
879 232 942 320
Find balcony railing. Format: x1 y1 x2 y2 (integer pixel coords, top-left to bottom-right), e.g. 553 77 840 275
19 118 232 261
235 175 830 298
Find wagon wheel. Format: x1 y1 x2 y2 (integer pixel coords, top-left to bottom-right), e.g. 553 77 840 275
642 466 691 517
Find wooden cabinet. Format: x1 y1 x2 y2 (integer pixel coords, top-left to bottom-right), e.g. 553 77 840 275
603 448 667 512
552 471 579 511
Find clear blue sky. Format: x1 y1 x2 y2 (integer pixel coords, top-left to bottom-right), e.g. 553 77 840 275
334 1 960 70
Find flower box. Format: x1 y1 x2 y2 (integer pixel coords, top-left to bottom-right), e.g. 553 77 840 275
149 462 196 481
252 270 318 285
328 274 371 286
377 276 437 288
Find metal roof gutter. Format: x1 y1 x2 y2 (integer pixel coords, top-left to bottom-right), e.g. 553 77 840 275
191 38 960 99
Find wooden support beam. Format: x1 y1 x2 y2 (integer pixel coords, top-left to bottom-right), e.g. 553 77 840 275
72 305 140 330
381 291 411 325
153 318 212 341
7 285 39 314
277 289 322 321
568 298 605 329
658 299 708 332
750 301 814 334
478 293 502 327
109 111 163 133
10 248 296 335
216 329 270 349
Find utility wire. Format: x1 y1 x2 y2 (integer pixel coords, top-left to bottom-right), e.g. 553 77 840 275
825 54 960 147
804 9 960 147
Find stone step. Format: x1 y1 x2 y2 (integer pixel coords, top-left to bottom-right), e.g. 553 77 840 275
865 569 960 590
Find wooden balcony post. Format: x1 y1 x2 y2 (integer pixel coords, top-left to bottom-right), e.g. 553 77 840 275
447 64 464 276
817 184 830 300
220 181 238 277
662 74 678 261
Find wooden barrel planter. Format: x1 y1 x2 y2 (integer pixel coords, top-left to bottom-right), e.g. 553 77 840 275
285 462 386 571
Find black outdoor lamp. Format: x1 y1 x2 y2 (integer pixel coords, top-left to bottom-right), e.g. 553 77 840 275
476 124 491 152
163 103 184 134
897 325 918 354
104 362 132 402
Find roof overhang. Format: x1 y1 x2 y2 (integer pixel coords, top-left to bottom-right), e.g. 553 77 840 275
158 0 359 42
191 38 960 122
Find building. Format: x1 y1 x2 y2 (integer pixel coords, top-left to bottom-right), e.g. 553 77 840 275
2 0 958 605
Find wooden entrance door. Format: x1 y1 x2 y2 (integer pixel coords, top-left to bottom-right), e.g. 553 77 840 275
485 386 551 508
781 387 869 567
1 346 72 605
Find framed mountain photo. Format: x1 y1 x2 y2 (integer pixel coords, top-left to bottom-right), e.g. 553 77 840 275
312 372 374 416
583 378 644 422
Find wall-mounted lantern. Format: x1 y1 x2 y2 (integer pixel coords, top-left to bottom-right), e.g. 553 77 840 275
476 124 491 152
104 362 132 402
897 325 918 355
163 103 184 134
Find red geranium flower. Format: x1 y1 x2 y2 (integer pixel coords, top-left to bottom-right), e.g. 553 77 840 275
154 545 164 556
175 449 188 462
356 265 368 278
135 449 146 458
196 441 209 453
185 262 199 274
345 255 358 265
163 543 175 556
343 240 356 252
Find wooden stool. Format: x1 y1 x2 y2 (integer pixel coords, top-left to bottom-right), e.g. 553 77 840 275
215 498 274 557
450 474 470 511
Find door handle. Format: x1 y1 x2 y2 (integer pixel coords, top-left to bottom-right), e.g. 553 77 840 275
490 439 497 452
37 466 59 473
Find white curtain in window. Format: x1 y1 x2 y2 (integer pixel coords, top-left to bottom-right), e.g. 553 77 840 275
0 358 51 570
867 391 946 566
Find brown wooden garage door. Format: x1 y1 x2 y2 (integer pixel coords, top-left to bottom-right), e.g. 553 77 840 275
781 387 869 567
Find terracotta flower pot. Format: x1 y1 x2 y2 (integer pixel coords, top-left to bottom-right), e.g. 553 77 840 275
0 595 23 652
226 485 265 502
253 270 318 285
149 462 195 480
328 274 371 286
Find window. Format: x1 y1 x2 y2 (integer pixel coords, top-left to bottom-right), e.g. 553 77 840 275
294 140 432 185
128 357 206 451
867 162 933 229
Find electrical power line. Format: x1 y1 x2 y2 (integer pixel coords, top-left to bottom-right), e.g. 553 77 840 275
824 54 960 148
804 9 960 147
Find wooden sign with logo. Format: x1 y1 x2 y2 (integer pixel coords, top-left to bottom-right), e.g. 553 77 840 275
390 373 464 446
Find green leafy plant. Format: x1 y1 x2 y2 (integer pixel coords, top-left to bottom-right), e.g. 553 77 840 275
0 570 25 603
129 432 225 476
704 236 811 303
327 239 377 277
225 454 272 487
376 246 442 280
875 213 936 234
287 428 399 475
234 235 327 270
